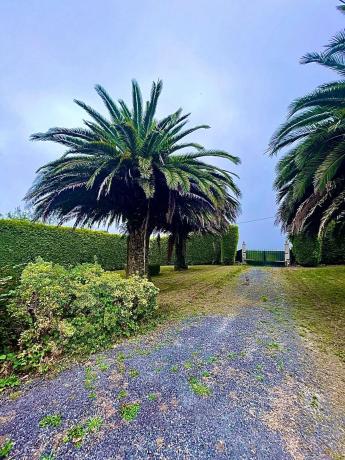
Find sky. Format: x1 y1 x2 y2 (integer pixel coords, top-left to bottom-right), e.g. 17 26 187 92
0 0 343 249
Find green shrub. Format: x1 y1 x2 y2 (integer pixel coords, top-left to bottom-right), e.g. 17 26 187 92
221 225 239 265
291 233 321 267
7 259 159 372
321 222 345 264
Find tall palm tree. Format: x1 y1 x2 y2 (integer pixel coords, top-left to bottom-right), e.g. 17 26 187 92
27 80 240 276
268 3 345 236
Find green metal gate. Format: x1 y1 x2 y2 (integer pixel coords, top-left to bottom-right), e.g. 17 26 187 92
246 250 285 266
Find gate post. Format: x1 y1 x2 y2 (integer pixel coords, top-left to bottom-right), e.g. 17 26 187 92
284 239 290 267
242 241 247 264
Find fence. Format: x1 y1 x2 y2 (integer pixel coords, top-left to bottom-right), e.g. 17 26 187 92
241 240 290 266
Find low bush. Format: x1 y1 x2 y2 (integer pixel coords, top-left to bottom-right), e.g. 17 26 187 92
5 259 159 373
291 233 321 267
221 225 239 265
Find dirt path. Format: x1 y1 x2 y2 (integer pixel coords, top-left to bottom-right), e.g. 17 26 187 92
1 268 344 459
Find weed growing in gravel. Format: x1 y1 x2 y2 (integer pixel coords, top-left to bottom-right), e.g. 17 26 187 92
227 352 237 360
254 364 265 382
88 391 97 399
206 356 218 364
276 359 285 372
39 414 62 428
86 416 103 432
9 390 21 400
202 371 211 378
266 341 281 352
96 357 110 372
188 377 212 397
261 295 268 302
84 367 97 390
116 353 126 373
40 452 55 460
129 368 140 378
135 348 151 356
117 389 128 399
147 392 158 401
170 364 179 373
120 402 141 421
0 439 14 458
183 360 193 370
64 417 103 447
311 395 319 409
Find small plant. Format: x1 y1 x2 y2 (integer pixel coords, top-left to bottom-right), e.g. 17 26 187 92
0 375 20 392
311 394 319 409
254 364 265 382
277 359 285 372
120 402 141 422
206 356 218 364
40 453 55 460
170 365 179 373
86 416 103 432
227 352 237 360
183 361 193 370
39 414 62 428
266 341 281 352
117 389 128 400
202 371 211 378
147 392 158 401
0 439 14 458
84 367 97 391
96 357 110 372
188 377 212 397
88 391 97 399
128 368 140 378
64 416 102 447
261 295 268 302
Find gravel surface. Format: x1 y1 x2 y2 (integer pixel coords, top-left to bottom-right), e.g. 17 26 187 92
1 268 344 459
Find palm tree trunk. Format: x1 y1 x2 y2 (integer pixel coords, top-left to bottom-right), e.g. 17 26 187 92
174 232 188 271
126 201 152 277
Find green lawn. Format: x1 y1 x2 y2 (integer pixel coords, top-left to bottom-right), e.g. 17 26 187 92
154 265 247 320
281 266 345 361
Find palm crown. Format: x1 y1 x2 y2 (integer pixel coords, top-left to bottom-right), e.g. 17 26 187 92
27 80 240 275
268 6 345 236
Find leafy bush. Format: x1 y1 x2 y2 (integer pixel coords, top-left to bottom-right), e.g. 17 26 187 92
291 233 321 267
7 259 159 372
321 222 345 264
221 225 239 265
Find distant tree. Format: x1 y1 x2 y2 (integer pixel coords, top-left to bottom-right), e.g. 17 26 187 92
269 3 345 236
27 80 240 276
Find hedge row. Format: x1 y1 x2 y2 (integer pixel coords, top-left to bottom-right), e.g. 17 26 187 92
0 219 127 278
321 222 345 264
221 225 239 265
291 233 321 267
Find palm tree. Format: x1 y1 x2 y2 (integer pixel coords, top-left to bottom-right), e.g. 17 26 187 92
268 4 345 236
166 180 240 271
27 80 240 276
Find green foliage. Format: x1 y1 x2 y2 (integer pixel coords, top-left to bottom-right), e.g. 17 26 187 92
0 439 14 458
0 374 20 392
39 414 62 428
7 259 158 372
321 222 345 264
188 376 212 397
120 402 141 421
291 233 321 266
64 417 103 447
221 225 239 265
0 219 127 279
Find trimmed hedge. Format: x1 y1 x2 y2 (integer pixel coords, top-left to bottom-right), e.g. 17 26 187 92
321 222 345 264
221 225 239 265
291 233 321 267
0 219 127 278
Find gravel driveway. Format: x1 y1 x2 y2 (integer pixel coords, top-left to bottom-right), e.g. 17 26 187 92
1 268 344 459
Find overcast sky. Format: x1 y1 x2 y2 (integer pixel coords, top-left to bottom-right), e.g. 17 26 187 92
0 0 343 248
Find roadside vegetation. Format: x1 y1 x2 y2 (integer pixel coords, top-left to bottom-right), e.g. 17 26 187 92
280 266 345 361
